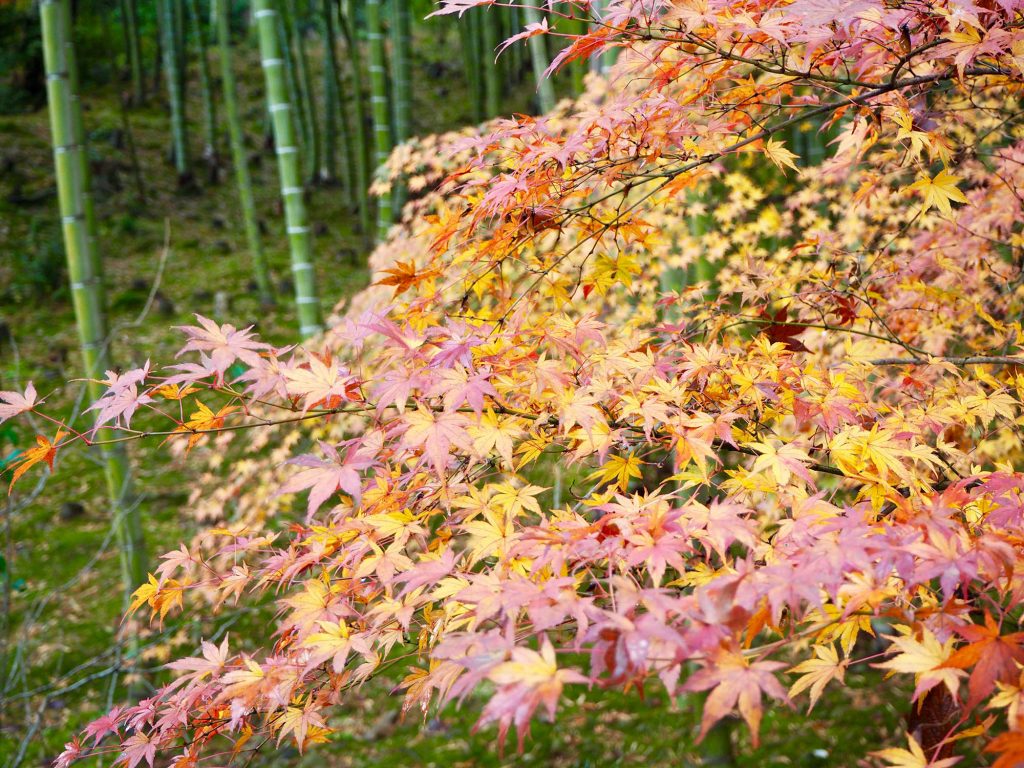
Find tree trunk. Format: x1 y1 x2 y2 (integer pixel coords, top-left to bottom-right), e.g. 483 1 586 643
366 0 392 241
39 0 147 622
216 0 273 304
253 0 324 338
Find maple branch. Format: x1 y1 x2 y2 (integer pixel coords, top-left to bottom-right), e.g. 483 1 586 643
868 356 1024 366
649 29 880 89
724 314 927 353
712 439 847 479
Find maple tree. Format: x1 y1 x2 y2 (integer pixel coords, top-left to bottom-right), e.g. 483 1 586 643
9 0 1024 764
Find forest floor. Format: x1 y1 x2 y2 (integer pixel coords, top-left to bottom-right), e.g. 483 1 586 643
0 27 908 768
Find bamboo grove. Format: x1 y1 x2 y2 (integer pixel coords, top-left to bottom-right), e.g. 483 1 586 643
23 0 579 673
11 0 1024 767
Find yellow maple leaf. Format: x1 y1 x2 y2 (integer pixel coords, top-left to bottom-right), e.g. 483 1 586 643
154 383 199 400
788 644 847 711
589 452 645 491
462 507 514 565
907 167 968 216
763 137 800 173
871 733 960 768
490 482 546 517
811 604 874 657
876 627 965 699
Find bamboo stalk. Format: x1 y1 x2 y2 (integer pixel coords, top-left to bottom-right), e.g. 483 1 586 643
323 0 359 209
61 0 103 295
186 0 221 181
253 0 324 337
590 0 618 75
366 0 392 241
389 0 411 215
482 7 501 116
39 0 147 614
571 9 587 94
280 0 320 186
121 0 144 104
319 0 341 185
160 0 192 184
522 5 555 113
338 0 372 243
275 0 309 179
215 0 273 304
459 9 484 123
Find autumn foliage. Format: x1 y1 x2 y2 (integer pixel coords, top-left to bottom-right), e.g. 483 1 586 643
7 0 1024 765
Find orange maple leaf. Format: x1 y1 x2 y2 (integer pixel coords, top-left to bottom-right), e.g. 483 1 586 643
168 401 238 453
375 260 442 296
946 612 1024 708
7 429 67 493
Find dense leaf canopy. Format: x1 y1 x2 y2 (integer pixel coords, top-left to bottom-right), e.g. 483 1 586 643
8 1 1024 765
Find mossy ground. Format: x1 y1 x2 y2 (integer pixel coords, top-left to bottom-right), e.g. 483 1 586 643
0 22 914 768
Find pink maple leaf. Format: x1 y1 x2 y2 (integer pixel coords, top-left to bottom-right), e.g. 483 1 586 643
166 636 230 690
497 17 550 56
428 0 493 18
83 705 123 746
175 315 271 376
0 381 38 424
683 649 788 745
88 364 154 432
116 732 156 768
429 366 496 415
283 354 360 413
278 440 374 516
400 406 473 471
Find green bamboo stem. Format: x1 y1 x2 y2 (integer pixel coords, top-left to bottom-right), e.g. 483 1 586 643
319 0 341 185
215 0 273 304
61 0 102 294
688 188 717 286
506 5 523 88
338 0 372 242
482 7 501 117
280 0 320 186
254 0 324 338
389 0 411 215
160 0 192 184
121 0 144 104
186 0 221 180
275 0 308 177
571 9 587 94
173 0 189 134
39 0 147 613
331 26 357 206
459 9 484 122
590 0 617 75
294 0 322 185
522 5 555 113
366 0 392 241
338 2 372 241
